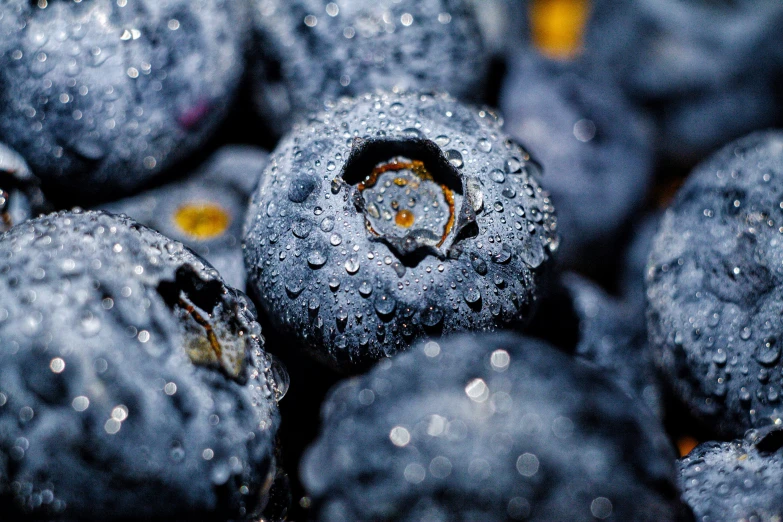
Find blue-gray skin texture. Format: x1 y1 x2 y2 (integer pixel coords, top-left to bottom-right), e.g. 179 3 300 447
500 51 654 267
0 143 49 234
647 131 783 438
563 272 663 419
586 0 783 161
0 0 249 200
302 332 686 521
0 211 281 520
679 427 783 521
250 0 487 135
101 146 269 290
244 91 558 371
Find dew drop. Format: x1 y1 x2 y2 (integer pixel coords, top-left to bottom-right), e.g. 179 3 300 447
445 149 463 168
307 251 326 268
345 257 360 274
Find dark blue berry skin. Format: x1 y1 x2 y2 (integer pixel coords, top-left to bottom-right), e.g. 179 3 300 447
301 332 688 521
0 0 250 202
679 427 783 521
499 51 654 268
563 272 664 419
101 146 269 290
250 0 488 135
0 211 284 520
647 131 783 438
0 143 49 234
243 91 558 372
585 0 783 162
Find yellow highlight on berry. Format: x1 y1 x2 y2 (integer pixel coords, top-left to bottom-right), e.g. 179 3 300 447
530 0 590 60
174 202 230 240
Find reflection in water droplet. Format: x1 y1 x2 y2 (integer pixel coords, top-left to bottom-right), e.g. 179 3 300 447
445 149 463 168
345 257 360 274
359 281 373 297
307 251 326 268
270 355 289 401
463 286 481 304
374 293 396 316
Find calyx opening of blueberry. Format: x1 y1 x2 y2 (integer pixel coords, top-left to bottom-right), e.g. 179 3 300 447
173 201 231 240
157 265 248 382
341 138 479 261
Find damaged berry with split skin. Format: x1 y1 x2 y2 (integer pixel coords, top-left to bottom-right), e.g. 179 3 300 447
648 131 783 438
0 211 287 520
0 0 250 202
244 91 558 371
302 333 687 521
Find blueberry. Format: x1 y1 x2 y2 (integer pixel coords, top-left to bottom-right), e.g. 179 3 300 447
585 0 783 161
0 1 250 201
301 332 686 521
243 91 558 371
679 426 783 521
250 0 488 135
499 51 654 267
100 146 269 290
0 143 49 233
647 131 783 438
0 210 286 520
563 272 663 418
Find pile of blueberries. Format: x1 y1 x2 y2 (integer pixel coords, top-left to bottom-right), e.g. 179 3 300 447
1 1 782 520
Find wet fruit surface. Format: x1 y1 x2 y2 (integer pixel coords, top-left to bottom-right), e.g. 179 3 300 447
679 426 783 520
100 146 268 290
243 91 558 371
302 332 687 521
648 131 783 438
0 0 249 201
250 0 487 134
0 210 284 520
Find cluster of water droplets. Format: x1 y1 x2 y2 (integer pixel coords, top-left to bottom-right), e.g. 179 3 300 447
244 91 557 369
0 0 248 197
251 0 487 134
0 210 284 518
647 132 783 437
302 333 683 520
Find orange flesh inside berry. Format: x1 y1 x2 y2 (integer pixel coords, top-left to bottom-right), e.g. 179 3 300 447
530 0 590 60
174 202 230 240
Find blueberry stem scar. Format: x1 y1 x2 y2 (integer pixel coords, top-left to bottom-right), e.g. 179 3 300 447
356 157 456 247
